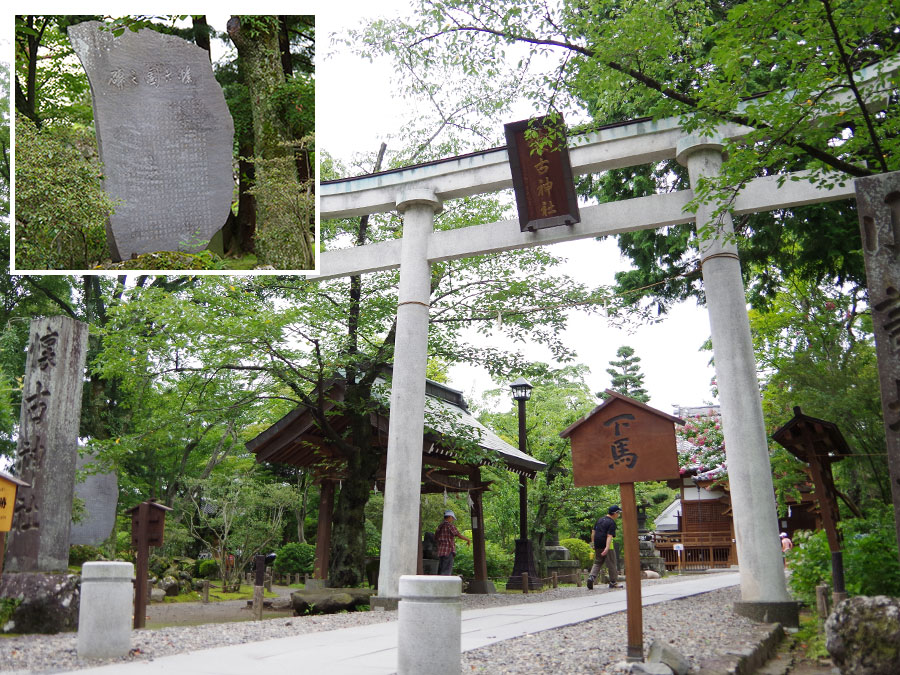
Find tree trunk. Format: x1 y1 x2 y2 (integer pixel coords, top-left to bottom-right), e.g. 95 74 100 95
191 15 211 58
227 15 311 268
328 389 382 588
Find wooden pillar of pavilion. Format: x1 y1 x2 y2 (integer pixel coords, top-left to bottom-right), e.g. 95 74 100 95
313 479 335 580
467 468 493 593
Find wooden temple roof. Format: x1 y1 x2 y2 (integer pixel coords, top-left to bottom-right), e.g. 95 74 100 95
246 370 546 489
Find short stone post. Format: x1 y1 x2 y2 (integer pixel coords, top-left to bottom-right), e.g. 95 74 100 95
398 575 461 675
202 580 209 603
522 573 529 593
816 585 831 618
78 562 134 659
552 572 558 589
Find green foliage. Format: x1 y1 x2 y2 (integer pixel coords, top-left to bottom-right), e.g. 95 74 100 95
94 250 227 271
195 559 219 579
559 537 592 570
753 281 888 514
180 466 300 586
273 542 316 576
69 544 106 567
793 614 830 661
786 529 831 607
15 115 113 269
348 0 897 313
272 77 315 139
0 598 22 627
364 519 381 557
841 510 900 598
452 540 514 580
788 508 900 605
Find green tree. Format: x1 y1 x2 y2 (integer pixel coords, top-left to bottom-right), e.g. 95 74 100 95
601 345 650 402
182 465 300 587
751 279 887 514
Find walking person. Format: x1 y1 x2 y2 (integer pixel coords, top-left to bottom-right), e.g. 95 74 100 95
587 505 622 590
780 532 793 567
435 510 471 575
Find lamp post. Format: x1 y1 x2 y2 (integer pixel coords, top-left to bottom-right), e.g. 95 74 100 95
506 377 541 590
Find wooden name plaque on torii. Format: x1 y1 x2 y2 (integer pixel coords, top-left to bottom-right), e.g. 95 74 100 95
561 390 684 662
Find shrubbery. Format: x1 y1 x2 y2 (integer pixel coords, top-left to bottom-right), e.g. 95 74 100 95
69 544 106 567
195 559 219 579
452 540 514 580
788 509 900 606
15 115 113 269
560 538 593 570
273 542 316 576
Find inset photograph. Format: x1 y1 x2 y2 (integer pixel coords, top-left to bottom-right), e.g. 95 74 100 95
13 15 316 272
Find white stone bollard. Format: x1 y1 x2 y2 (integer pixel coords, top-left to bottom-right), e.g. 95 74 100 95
397 575 461 675
78 561 134 659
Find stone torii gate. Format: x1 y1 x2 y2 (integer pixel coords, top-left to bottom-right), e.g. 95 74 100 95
319 61 895 619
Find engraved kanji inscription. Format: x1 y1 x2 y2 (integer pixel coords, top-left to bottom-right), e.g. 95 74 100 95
34 329 59 370
874 286 900 352
604 413 639 470
14 491 40 532
25 381 50 424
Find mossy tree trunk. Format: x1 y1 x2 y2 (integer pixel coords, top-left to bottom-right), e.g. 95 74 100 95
226 15 312 269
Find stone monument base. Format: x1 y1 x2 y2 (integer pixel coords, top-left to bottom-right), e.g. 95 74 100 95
0 572 80 634
733 600 800 628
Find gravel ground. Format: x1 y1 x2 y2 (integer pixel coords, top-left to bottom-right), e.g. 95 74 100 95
0 575 771 674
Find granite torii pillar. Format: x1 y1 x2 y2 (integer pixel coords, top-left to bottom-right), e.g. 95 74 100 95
375 189 442 608
676 137 796 624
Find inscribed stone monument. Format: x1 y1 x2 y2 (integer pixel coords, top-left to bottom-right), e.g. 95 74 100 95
68 21 234 261
69 452 118 546
5 316 89 572
853 171 900 557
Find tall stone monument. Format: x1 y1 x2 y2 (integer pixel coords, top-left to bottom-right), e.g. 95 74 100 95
69 452 118 547
68 21 234 261
854 171 900 565
5 316 89 572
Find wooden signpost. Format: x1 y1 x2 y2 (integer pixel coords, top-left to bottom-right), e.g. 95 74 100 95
772 407 854 607
126 500 172 629
0 471 31 580
561 390 684 662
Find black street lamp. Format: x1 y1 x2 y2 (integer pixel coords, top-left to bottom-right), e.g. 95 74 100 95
506 377 541 590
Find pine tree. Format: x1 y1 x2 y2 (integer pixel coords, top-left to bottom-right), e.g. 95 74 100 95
600 345 650 403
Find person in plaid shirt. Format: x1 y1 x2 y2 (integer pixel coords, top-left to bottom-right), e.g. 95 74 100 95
435 510 471 575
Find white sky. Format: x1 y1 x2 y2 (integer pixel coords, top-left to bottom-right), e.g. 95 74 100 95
317 2 719 413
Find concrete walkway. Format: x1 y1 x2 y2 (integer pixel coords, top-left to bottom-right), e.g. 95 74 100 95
66 572 741 675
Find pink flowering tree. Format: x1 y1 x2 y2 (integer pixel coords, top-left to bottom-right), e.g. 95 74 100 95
676 411 726 480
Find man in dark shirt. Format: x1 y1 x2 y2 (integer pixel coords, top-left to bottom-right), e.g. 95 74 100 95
587 504 622 590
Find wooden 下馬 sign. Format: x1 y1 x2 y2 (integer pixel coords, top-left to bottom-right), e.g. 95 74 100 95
560 390 684 487
560 390 683 662
505 114 580 232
